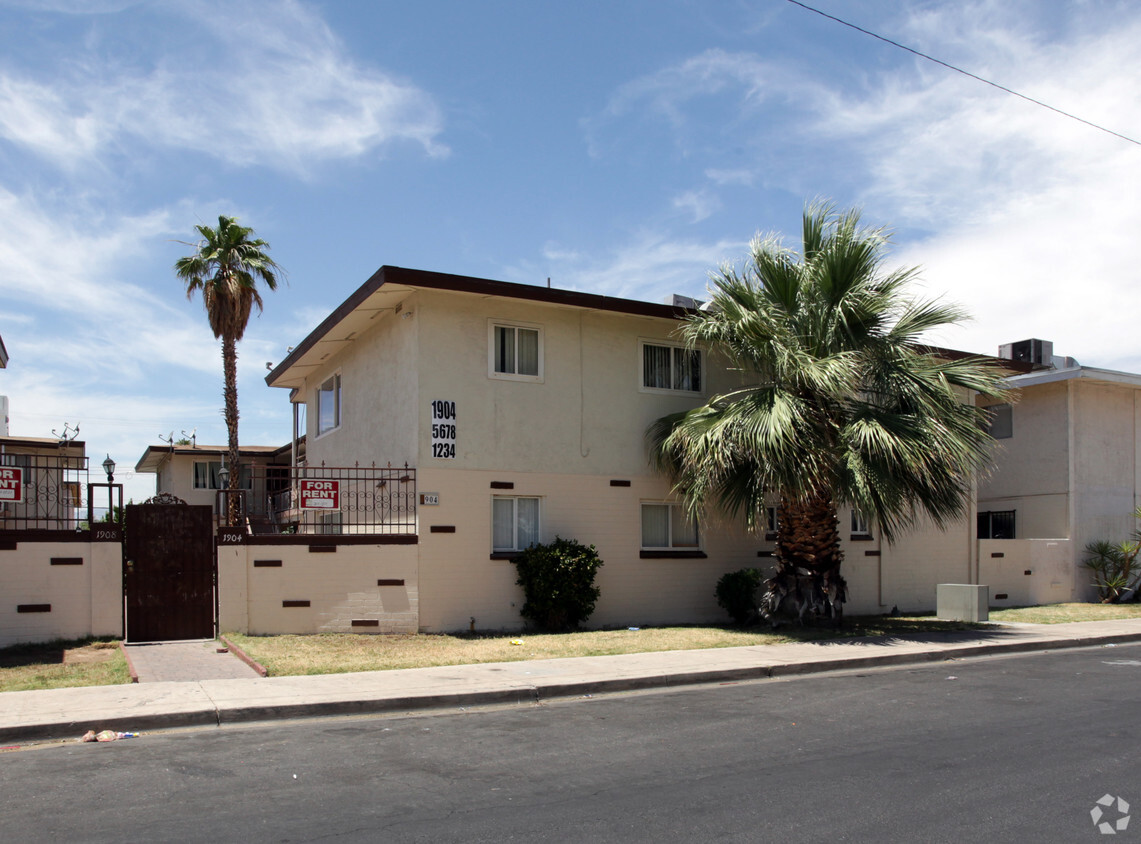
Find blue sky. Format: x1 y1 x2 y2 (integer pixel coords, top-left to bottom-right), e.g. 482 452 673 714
0 0 1138 502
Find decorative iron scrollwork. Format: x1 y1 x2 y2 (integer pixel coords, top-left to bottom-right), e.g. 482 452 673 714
144 492 188 506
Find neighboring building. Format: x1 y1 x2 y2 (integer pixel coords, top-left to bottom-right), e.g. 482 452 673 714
134 441 301 530
264 265 1010 631
0 435 86 531
978 339 1141 603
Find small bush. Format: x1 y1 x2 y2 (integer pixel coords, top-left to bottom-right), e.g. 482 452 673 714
513 537 603 631
716 567 764 625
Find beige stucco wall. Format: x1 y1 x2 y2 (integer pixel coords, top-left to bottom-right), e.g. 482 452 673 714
977 380 1070 540
0 540 122 647
218 541 418 634
978 538 1074 606
416 466 766 631
302 298 420 471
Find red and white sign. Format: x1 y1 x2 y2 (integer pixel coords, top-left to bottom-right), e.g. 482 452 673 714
0 468 23 502
299 479 339 510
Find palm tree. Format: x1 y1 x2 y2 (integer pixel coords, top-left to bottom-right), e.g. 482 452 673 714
648 202 1010 620
176 215 280 527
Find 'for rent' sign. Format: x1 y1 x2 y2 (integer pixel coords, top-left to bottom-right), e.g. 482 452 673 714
0 468 22 502
299 479 339 510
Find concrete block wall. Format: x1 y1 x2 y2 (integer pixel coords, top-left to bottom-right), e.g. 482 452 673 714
218 540 418 635
0 538 122 647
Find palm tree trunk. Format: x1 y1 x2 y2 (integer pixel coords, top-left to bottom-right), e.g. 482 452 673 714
775 490 843 576
222 333 240 528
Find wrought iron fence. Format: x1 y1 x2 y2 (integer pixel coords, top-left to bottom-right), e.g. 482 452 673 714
216 463 417 535
0 451 91 531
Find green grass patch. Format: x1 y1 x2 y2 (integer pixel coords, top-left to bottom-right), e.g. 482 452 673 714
0 637 130 692
989 602 1141 624
226 616 982 677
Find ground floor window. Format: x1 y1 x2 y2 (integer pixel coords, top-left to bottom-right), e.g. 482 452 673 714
641 502 699 550
192 461 252 490
492 496 540 552
978 509 1016 539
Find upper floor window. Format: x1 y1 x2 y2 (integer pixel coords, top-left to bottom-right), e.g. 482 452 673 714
985 403 1012 439
317 373 342 435
490 322 542 380
492 495 540 552
642 342 702 393
850 509 872 538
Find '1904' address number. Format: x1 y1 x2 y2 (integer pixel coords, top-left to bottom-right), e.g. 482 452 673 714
431 400 457 459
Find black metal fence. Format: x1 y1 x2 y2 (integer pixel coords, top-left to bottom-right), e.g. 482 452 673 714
0 451 91 531
217 463 417 535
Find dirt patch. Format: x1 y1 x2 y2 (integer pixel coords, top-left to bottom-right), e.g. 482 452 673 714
63 644 117 666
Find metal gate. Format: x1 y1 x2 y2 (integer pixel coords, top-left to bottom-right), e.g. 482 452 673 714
124 500 216 642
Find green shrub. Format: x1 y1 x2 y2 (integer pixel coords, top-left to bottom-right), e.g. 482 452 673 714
512 537 603 631
716 567 764 625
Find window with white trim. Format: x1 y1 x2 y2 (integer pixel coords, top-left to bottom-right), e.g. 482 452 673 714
490 322 542 380
764 506 779 539
850 509 872 538
492 496 540 552
317 373 342 435
641 342 702 393
641 503 700 550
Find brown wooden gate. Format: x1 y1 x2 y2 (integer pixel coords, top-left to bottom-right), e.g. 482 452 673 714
124 501 216 642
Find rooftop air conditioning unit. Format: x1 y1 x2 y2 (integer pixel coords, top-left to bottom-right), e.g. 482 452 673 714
999 339 1053 366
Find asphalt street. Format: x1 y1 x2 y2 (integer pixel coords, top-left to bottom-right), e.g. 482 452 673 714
2 643 1138 843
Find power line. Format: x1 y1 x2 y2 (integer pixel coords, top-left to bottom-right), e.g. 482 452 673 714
786 0 1141 147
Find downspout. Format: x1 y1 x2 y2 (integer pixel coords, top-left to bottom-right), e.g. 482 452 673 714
290 388 300 467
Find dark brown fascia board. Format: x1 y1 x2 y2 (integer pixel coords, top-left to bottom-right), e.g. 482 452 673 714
265 266 696 388
263 265 1026 388
0 436 86 450
914 344 1038 374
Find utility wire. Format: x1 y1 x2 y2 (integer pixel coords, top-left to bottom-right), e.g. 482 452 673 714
786 0 1141 147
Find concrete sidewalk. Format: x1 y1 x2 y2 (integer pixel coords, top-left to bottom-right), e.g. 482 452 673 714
4 619 1141 744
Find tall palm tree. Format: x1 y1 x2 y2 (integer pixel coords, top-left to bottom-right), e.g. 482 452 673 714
648 202 1010 617
176 215 280 527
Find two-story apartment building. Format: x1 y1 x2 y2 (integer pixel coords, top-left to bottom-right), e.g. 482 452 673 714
978 339 1141 603
264 266 997 631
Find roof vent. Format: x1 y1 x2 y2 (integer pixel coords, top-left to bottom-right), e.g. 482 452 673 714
667 294 703 309
999 339 1053 366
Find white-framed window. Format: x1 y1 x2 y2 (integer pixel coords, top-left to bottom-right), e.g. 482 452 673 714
492 496 540 552
641 502 700 550
985 403 1012 439
317 373 342 436
641 341 702 393
764 506 779 538
489 321 542 380
192 461 252 490
850 509 872 538
1 453 34 486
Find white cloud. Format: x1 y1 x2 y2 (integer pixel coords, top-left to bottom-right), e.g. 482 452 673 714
672 189 720 223
0 0 447 174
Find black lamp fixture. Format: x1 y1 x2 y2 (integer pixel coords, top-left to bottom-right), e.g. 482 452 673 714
102 454 115 483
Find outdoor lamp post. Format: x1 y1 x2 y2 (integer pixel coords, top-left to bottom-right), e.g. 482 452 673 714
217 464 230 488
102 454 115 525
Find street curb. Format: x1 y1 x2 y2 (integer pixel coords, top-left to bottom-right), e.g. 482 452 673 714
219 635 269 678
118 642 139 684
6 630 1141 744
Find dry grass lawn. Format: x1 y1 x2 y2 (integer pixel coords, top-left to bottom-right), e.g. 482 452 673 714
225 616 982 677
989 602 1141 624
0 638 130 692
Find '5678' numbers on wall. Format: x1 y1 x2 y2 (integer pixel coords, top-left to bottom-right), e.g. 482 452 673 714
431 399 457 459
